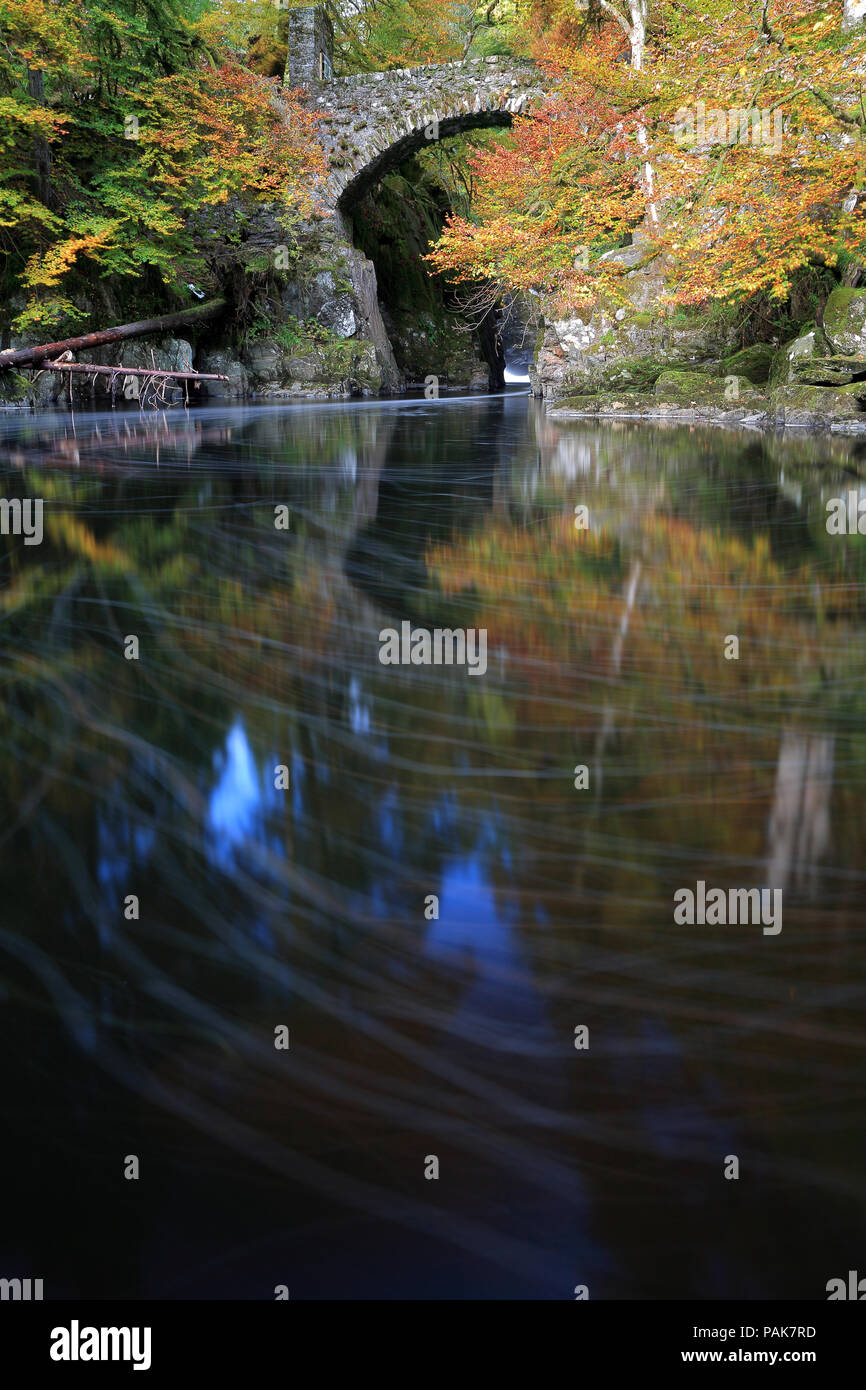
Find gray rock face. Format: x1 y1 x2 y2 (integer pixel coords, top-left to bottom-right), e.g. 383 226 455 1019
276 226 401 394
529 235 734 402
61 335 196 403
318 241 400 387
189 195 403 398
769 327 824 386
197 349 249 399
314 277 358 338
28 333 195 405
74 335 194 373
822 288 866 355
120 337 194 374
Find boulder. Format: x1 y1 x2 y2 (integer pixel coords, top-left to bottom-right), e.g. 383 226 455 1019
197 349 249 399
718 343 775 384
243 332 383 398
654 370 758 405
790 355 866 387
768 327 825 386
822 287 866 355
768 383 866 427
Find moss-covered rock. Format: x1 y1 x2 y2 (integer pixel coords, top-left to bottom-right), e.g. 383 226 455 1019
822 287 866 355
768 326 826 386
654 370 758 405
548 387 768 424
242 321 383 398
654 369 711 399
790 354 866 386
718 343 775 384
550 391 647 414
0 369 35 405
549 377 866 429
768 383 866 426
600 356 668 390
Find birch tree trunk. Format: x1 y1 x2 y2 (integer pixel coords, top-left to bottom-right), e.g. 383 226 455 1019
628 0 659 231
600 0 659 230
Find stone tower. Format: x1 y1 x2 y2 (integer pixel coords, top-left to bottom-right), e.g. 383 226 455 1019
287 6 335 87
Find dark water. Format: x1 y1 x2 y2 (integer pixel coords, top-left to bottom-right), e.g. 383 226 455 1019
1 393 865 1300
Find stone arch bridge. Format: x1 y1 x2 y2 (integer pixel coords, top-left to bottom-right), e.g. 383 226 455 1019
305 58 546 216
285 7 547 219
248 8 546 395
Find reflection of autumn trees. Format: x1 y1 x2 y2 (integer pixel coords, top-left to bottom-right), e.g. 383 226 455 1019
4 408 866 940
2 408 863 940
425 480 866 929
3 405 866 1295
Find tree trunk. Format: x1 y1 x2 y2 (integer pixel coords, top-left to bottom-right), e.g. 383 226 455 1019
27 68 52 207
0 299 227 370
25 362 229 381
629 0 659 231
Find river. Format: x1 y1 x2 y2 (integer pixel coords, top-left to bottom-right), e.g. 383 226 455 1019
1 392 864 1298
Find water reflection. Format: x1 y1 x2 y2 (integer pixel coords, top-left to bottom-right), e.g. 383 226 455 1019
1 395 865 1298
767 732 835 898
206 721 280 872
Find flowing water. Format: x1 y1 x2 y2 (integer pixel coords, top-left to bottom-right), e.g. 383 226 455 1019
1 392 865 1299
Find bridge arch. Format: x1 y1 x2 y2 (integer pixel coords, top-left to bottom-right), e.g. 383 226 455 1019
296 57 546 216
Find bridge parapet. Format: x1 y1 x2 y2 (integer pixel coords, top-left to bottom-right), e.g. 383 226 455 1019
318 55 540 90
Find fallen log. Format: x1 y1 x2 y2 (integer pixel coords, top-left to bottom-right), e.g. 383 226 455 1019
0 298 227 371
24 362 229 383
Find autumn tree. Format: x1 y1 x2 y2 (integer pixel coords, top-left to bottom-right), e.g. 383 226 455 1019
652 0 866 305
428 3 652 315
431 0 866 319
324 0 518 71
0 0 324 333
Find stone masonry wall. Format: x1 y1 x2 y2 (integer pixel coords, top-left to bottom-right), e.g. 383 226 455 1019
288 6 335 88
